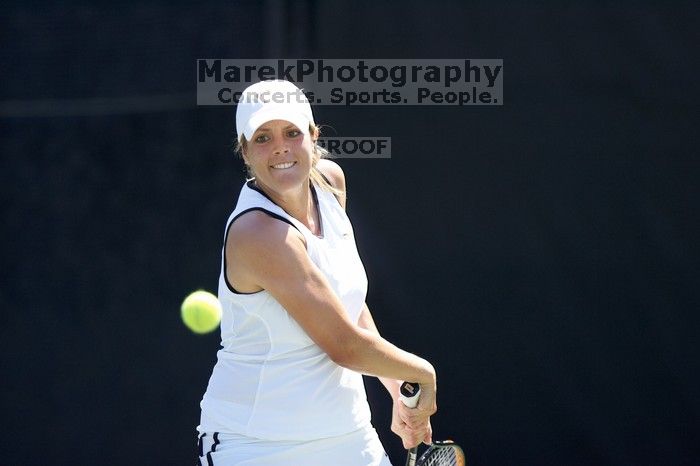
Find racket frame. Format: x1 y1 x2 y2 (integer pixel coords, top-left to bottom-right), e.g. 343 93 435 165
399 382 466 466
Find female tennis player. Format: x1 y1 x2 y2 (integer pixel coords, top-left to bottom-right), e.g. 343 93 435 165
196 79 437 465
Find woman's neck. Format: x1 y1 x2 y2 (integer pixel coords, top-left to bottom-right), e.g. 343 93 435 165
254 179 321 236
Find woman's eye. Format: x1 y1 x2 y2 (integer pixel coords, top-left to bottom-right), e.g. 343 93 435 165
287 129 301 137
254 134 269 143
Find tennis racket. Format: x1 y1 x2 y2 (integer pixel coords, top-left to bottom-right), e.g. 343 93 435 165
399 381 466 466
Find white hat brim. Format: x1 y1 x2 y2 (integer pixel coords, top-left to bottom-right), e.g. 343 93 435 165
243 108 310 141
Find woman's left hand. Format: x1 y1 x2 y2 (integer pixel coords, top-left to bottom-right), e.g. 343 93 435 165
391 397 434 449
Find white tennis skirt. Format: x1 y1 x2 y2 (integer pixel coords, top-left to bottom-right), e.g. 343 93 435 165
196 425 393 466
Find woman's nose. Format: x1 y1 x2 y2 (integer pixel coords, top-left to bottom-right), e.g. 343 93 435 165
272 144 289 155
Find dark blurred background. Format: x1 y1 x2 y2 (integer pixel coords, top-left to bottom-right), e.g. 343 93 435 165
1 1 698 465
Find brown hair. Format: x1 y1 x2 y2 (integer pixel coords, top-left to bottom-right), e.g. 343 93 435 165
234 123 344 197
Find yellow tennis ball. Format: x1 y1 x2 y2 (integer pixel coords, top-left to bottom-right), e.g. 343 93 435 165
180 290 222 334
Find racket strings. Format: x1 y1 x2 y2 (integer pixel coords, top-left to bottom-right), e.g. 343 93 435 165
417 446 464 466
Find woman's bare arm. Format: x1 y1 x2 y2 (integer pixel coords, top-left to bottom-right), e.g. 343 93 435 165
226 211 435 386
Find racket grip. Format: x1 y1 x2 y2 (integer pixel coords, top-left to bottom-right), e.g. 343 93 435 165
399 381 421 408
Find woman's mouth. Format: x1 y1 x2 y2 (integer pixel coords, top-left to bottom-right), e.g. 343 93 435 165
271 161 296 169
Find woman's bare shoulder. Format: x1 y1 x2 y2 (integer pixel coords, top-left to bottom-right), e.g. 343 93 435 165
227 210 302 250
316 158 346 191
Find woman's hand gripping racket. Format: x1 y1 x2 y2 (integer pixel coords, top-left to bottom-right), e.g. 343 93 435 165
399 382 466 466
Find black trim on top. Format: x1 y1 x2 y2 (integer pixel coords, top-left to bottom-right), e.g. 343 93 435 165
317 170 332 187
317 170 343 207
309 183 324 238
223 207 302 295
247 179 324 238
246 179 274 202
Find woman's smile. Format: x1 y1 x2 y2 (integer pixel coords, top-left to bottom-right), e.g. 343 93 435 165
271 161 297 169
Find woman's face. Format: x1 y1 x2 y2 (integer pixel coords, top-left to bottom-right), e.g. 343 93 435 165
244 119 316 196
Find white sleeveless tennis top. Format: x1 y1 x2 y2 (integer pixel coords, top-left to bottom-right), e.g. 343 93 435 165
198 180 371 441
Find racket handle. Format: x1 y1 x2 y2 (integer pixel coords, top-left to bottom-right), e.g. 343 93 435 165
399 381 421 408
400 382 421 466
